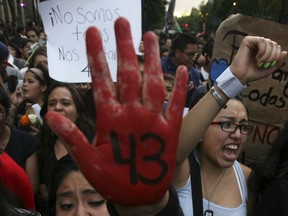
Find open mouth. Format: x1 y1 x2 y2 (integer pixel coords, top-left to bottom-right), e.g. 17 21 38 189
222 144 239 160
22 89 28 94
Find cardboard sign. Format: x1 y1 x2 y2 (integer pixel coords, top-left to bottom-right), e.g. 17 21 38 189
38 0 142 82
210 14 288 165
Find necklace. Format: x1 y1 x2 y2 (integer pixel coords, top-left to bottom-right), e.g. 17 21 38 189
201 168 226 216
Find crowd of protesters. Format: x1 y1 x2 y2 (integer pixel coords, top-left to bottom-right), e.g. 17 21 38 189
0 16 287 216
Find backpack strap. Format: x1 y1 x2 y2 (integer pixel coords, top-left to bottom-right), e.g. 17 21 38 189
188 152 203 216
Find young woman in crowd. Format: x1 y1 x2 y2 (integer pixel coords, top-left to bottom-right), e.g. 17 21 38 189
48 156 183 216
37 82 95 204
44 18 287 216
9 65 50 133
249 121 288 216
174 98 256 216
47 155 108 216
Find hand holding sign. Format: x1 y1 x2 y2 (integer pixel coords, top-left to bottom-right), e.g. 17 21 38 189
45 17 188 205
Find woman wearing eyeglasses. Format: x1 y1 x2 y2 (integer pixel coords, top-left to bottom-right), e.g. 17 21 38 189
44 17 287 216
174 97 256 216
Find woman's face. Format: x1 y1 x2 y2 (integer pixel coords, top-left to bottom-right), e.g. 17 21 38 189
22 71 46 103
47 87 78 123
56 171 109 216
56 171 108 216
201 100 249 168
34 54 48 69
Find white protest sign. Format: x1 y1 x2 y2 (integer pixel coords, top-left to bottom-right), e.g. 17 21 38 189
38 0 142 82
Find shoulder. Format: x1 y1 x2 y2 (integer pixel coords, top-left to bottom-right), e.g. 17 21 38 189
237 161 252 181
12 127 39 140
10 127 40 147
6 66 23 79
162 56 176 73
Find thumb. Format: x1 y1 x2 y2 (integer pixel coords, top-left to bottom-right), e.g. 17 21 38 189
44 111 95 167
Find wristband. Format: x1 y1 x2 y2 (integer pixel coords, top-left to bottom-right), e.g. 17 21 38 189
210 86 227 109
216 67 247 98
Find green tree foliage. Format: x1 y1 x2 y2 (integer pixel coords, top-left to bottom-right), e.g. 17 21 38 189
174 0 288 36
142 0 167 32
177 8 203 33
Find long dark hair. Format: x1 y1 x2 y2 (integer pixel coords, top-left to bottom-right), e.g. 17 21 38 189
15 64 52 129
37 82 96 180
47 155 78 216
249 121 288 194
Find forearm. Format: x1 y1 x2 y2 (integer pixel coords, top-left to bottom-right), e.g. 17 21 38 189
177 85 228 165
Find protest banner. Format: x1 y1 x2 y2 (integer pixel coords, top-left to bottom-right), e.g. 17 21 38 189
210 14 288 165
38 0 142 82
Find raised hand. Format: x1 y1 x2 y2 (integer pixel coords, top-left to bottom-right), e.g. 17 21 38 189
230 36 287 84
45 17 188 205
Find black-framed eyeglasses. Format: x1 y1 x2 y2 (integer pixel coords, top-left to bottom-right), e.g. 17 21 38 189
211 121 254 135
182 51 197 58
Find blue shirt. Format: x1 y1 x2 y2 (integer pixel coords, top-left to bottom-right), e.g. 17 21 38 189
162 55 200 87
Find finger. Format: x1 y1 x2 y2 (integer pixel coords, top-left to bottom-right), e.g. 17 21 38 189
115 17 141 103
142 31 165 113
257 40 286 70
256 50 287 78
255 38 272 67
165 65 188 125
256 38 279 69
44 111 96 170
86 27 117 109
268 44 281 67
275 51 288 68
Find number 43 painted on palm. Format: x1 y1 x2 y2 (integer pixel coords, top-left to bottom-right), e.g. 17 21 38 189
110 131 168 185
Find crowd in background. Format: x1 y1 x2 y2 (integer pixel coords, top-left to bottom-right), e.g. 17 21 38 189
0 16 287 216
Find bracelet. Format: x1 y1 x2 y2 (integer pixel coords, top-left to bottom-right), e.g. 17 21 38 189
210 86 227 109
216 67 247 98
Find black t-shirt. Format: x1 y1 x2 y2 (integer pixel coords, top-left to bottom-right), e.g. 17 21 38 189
5 127 40 168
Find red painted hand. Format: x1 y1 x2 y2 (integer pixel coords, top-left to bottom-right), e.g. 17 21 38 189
45 17 188 205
